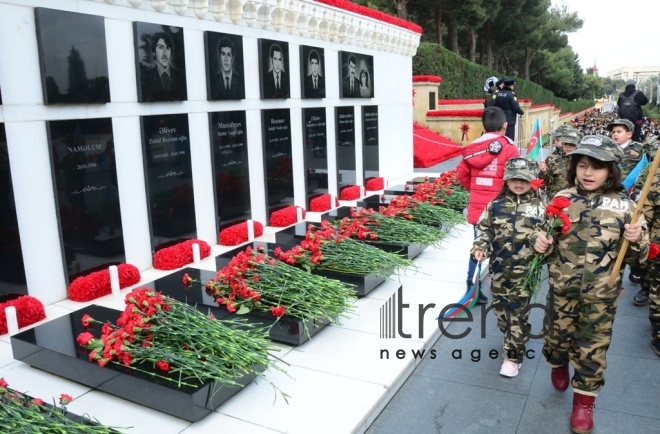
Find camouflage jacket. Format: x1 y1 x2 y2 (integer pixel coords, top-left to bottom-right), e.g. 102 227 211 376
531 186 649 301
620 141 644 180
471 190 546 294
641 170 660 243
542 151 571 199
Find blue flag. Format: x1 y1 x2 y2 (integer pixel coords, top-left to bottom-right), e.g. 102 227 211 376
623 154 649 191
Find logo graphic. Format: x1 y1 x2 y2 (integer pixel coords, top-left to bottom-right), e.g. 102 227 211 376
380 290 397 338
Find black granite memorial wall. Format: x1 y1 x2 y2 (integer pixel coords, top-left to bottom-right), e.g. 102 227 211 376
335 106 356 188
362 105 379 180
302 108 329 209
209 111 251 231
0 124 28 296
34 8 110 105
47 118 125 284
261 109 293 224
141 114 196 252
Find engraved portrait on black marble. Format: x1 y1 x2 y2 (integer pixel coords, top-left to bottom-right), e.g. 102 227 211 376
362 105 379 179
134 22 187 102
205 32 245 100
47 118 125 284
335 106 356 188
0 124 28 296
300 46 325 99
339 51 374 99
140 114 196 251
209 111 251 229
261 109 293 223
302 108 328 208
258 39 290 99
34 8 110 105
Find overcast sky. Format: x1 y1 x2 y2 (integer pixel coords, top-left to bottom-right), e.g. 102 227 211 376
551 0 657 76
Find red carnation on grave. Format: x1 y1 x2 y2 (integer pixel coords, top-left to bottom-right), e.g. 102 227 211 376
182 273 192 286
649 242 660 260
30 398 44 406
59 394 74 405
0 378 7 389
365 177 385 191
156 361 170 372
270 305 286 317
0 295 46 335
309 194 340 212
81 314 93 327
153 239 211 270
67 263 141 302
76 332 95 347
270 206 306 227
219 221 265 246
340 185 361 200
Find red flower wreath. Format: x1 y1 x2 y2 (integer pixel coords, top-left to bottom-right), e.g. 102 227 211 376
219 221 265 246
365 177 385 191
340 185 362 201
153 239 211 270
270 206 306 228
68 264 141 302
309 194 340 212
0 295 46 335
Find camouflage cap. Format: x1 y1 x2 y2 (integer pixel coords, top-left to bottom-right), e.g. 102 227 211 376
572 135 624 163
643 135 659 159
607 119 635 132
549 124 573 137
559 130 581 146
503 157 540 182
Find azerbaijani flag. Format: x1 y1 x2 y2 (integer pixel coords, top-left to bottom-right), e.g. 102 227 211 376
526 118 542 160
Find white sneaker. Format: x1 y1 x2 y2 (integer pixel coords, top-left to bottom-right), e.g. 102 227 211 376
499 360 521 377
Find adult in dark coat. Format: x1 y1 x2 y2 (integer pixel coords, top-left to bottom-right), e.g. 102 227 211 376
488 78 524 141
617 80 649 141
342 55 360 98
140 32 187 102
303 49 325 98
210 37 244 100
262 44 289 99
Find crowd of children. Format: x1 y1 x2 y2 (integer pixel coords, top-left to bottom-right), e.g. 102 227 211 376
462 106 657 434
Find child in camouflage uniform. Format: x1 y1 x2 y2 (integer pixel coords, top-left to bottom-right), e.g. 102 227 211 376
471 157 545 378
540 130 580 199
607 118 644 181
533 135 649 434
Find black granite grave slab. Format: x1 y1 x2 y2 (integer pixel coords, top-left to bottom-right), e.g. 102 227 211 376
35 8 110 104
406 176 436 185
384 183 414 196
10 305 256 422
47 119 125 285
141 114 196 252
362 105 379 181
335 106 356 189
262 109 293 223
147 267 330 346
0 124 28 296
302 107 329 208
274 222 316 245
210 111 251 228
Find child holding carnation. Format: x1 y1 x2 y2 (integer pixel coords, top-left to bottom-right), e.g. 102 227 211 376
471 157 546 378
533 135 649 434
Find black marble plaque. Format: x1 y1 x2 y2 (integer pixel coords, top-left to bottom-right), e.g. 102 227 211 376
335 106 356 189
205 32 245 100
47 119 125 285
34 8 110 105
302 108 329 209
262 109 293 224
258 39 290 99
210 111 251 230
362 105 379 180
300 45 325 99
10 305 257 422
338 51 374 99
141 114 196 251
0 124 28 296
134 22 187 102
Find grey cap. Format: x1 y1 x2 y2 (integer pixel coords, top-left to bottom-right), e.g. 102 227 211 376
625 79 636 86
572 135 624 164
549 124 573 137
559 131 581 146
607 118 635 133
503 157 540 182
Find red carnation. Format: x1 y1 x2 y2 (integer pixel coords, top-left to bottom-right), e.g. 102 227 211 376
182 273 192 285
76 332 95 347
530 179 544 191
558 214 572 235
156 361 170 372
227 303 237 313
31 398 44 406
0 378 7 389
81 314 93 327
271 305 286 317
649 242 660 260
551 196 571 210
59 394 74 405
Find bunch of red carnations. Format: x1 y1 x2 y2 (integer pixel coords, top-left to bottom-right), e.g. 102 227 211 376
381 194 465 229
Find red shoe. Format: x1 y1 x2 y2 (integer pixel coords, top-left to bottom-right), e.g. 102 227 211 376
570 392 595 434
551 364 569 391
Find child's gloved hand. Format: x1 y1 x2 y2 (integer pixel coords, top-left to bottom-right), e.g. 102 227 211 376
534 233 553 253
473 250 484 262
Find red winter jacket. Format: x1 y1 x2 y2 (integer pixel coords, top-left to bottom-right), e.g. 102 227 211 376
457 133 519 225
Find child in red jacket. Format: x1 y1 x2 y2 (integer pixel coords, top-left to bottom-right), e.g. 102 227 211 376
457 107 520 304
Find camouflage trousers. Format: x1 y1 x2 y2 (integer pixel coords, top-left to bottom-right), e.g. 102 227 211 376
491 279 531 364
647 260 660 338
542 288 617 396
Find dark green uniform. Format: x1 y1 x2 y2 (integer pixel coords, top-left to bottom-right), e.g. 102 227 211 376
620 140 644 181
542 150 570 199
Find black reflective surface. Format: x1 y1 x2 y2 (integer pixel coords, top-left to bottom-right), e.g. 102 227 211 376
205 31 245 100
134 22 187 102
335 106 356 188
47 119 125 285
300 45 325 99
362 105 379 181
302 108 329 209
0 124 28 296
258 39 290 99
141 114 196 252
338 51 374 99
10 305 254 422
34 8 110 105
261 109 293 224
210 111 251 230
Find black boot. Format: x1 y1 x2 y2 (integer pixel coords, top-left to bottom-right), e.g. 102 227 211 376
476 288 488 305
633 289 649 306
629 267 642 284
